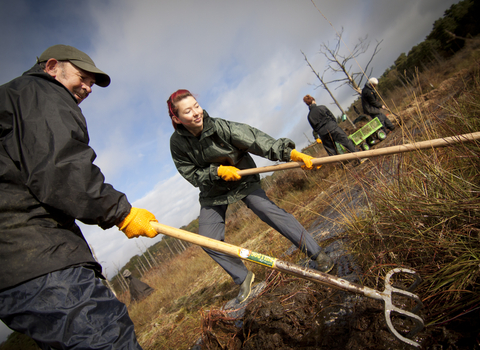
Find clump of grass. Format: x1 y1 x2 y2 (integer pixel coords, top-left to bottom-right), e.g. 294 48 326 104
344 65 480 327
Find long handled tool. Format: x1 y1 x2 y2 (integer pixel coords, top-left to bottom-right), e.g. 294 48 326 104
237 131 480 176
151 222 424 348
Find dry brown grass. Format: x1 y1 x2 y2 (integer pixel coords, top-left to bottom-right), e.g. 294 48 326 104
343 63 480 327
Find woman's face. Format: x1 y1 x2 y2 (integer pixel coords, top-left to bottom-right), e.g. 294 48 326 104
173 96 204 136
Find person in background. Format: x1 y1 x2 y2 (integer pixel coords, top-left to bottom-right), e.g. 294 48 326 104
303 95 363 158
123 270 155 303
167 89 334 304
361 77 395 134
0 45 159 350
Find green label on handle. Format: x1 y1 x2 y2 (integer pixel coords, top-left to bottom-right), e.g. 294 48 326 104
238 249 276 268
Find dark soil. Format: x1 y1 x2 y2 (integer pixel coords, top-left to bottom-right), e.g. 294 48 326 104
197 274 480 350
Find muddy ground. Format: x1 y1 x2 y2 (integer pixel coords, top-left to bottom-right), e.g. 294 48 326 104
201 277 479 349
193 198 479 350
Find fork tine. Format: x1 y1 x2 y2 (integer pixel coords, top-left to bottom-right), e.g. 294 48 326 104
382 268 424 347
384 307 424 348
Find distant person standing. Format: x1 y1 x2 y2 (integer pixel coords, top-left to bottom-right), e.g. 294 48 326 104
123 270 155 303
361 77 395 134
0 44 159 349
303 95 360 157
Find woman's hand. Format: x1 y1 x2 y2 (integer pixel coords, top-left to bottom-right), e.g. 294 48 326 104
290 149 314 169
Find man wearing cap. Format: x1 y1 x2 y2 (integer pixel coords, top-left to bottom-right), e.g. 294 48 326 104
0 45 157 349
361 77 395 133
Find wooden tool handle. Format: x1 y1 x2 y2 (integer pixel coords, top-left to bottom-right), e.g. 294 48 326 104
151 222 240 256
237 131 480 176
150 222 368 293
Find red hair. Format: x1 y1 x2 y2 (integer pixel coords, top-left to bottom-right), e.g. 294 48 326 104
303 94 314 106
167 89 194 130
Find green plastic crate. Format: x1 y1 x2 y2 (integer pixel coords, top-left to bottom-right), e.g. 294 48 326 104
349 117 383 146
336 117 383 154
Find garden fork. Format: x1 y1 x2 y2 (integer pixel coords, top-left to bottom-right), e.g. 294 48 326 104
151 222 424 348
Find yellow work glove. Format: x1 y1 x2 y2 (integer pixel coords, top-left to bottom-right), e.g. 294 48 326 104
316 138 322 144
290 149 313 169
118 207 158 239
217 165 241 181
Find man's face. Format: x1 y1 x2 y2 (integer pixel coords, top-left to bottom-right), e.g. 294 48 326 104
52 61 96 104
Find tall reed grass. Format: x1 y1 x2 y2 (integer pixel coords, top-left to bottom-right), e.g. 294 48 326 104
344 65 480 327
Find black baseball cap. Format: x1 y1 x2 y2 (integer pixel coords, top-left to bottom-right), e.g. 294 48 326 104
37 44 111 87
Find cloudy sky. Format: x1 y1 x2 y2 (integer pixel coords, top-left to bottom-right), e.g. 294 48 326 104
0 0 459 341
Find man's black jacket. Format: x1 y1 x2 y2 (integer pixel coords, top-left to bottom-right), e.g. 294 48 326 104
0 64 131 290
361 84 383 115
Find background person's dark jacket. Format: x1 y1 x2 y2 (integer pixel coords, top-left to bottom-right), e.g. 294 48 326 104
125 275 154 302
361 83 383 115
307 104 337 134
170 111 294 207
308 103 337 132
0 64 131 290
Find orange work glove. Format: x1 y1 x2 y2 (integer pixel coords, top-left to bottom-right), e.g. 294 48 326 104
218 165 241 181
117 207 158 239
316 138 322 144
290 149 313 169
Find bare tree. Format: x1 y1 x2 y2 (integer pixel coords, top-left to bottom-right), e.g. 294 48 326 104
176 238 188 251
163 237 175 256
302 51 355 128
140 240 159 266
90 244 117 297
136 266 144 278
319 28 382 94
174 238 187 252
112 261 128 292
136 241 153 269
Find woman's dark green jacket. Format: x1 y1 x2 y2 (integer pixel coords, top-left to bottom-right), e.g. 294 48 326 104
170 111 295 206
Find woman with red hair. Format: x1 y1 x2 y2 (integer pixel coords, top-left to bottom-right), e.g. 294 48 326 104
167 90 334 304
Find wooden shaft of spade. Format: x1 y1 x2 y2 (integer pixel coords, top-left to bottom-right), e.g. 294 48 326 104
236 131 480 176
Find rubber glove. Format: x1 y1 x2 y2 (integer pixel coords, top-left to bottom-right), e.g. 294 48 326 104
316 138 322 144
218 165 241 181
118 207 158 239
290 149 314 169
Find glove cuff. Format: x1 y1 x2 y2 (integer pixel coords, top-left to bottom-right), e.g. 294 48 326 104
118 208 138 231
118 208 158 239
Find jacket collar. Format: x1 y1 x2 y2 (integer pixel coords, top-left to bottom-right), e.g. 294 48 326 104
23 64 80 104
